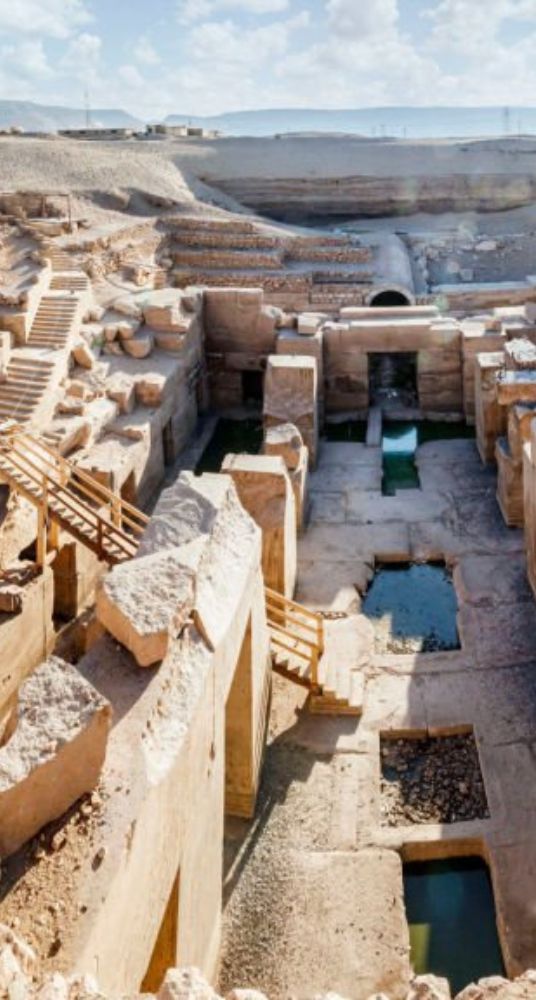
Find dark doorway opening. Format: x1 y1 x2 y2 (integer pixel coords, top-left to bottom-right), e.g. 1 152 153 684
370 289 411 307
162 418 175 467
241 370 264 407
369 352 418 408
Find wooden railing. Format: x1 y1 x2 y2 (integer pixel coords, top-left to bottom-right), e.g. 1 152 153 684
265 586 324 692
0 425 150 565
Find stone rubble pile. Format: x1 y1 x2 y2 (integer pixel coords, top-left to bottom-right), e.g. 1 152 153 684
380 734 489 827
1 951 534 1000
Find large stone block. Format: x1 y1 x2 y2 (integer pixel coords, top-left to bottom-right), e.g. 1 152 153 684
97 549 197 667
222 454 297 597
263 355 319 467
474 352 507 464
262 423 309 532
0 657 111 857
204 288 277 354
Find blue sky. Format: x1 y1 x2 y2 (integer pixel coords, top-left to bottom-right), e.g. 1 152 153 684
0 0 535 118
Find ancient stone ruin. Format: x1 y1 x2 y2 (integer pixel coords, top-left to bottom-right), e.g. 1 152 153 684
1 137 536 1000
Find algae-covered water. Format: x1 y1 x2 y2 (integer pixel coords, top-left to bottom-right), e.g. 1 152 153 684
362 563 459 653
196 418 263 473
404 858 505 995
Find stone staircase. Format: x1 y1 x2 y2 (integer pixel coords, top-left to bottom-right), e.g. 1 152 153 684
50 273 89 292
0 357 56 424
27 294 80 349
0 428 149 565
167 215 374 309
266 587 363 715
46 249 82 272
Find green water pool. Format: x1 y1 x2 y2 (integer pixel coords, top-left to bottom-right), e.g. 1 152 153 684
404 857 505 994
196 418 263 474
382 421 475 495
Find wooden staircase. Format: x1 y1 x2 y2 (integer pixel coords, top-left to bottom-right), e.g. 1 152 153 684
0 426 149 566
265 588 363 715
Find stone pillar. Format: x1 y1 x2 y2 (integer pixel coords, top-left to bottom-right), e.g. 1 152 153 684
263 354 319 468
222 453 297 597
474 352 507 464
323 322 369 413
276 327 324 425
461 323 506 424
262 422 308 532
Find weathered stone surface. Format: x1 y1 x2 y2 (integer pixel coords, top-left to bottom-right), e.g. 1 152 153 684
262 422 304 471
72 337 96 370
223 453 296 597
97 549 197 667
264 354 319 467
123 330 155 359
0 657 111 857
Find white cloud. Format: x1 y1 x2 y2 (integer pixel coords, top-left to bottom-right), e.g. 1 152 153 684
133 37 160 66
327 0 399 38
60 31 101 82
423 0 536 52
1 38 52 78
178 0 288 25
118 64 145 87
0 0 91 38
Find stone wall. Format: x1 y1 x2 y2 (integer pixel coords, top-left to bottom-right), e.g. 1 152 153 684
17 473 273 994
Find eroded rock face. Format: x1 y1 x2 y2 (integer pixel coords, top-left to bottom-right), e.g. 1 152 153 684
97 548 197 667
0 658 111 856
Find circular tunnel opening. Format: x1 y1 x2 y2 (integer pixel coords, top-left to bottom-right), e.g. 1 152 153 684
369 289 411 307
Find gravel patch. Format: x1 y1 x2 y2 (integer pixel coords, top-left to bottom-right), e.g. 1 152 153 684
380 733 489 827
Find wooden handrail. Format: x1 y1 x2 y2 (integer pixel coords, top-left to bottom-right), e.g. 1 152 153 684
4 445 137 557
265 586 324 691
265 599 319 636
268 621 319 653
265 586 321 621
15 431 149 529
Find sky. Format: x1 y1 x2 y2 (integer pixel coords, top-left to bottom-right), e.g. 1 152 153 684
0 0 536 119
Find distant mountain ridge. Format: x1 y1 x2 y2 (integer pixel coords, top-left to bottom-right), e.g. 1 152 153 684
2 100 536 139
0 100 143 132
165 106 536 139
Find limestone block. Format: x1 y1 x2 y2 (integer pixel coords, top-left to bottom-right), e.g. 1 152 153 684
297 312 323 336
154 330 186 353
112 296 142 320
496 437 524 527
123 330 154 359
474 352 507 464
263 355 319 468
97 549 197 667
504 337 536 371
222 453 296 597
135 373 166 407
106 374 136 415
262 423 304 471
0 657 111 857
204 288 277 354
56 397 86 417
497 370 536 405
508 404 536 463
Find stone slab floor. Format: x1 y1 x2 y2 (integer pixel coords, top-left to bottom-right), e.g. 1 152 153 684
219 437 536 999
